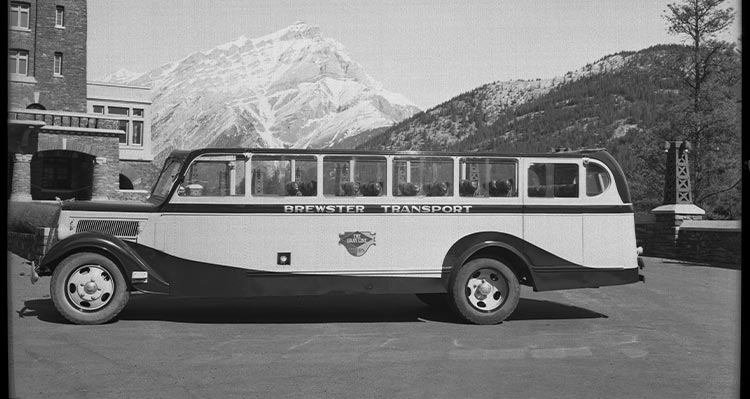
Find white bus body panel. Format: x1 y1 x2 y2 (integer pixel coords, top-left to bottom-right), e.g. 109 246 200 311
158 212 524 277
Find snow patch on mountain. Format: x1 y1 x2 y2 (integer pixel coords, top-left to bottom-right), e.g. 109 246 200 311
100 68 143 84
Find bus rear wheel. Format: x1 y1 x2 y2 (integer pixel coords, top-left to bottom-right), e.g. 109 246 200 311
450 258 520 325
50 252 130 325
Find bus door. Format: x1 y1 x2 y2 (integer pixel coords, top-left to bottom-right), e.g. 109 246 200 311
522 158 584 266
581 158 636 267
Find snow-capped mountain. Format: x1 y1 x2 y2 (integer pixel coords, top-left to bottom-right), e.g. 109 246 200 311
105 22 421 162
101 68 143 84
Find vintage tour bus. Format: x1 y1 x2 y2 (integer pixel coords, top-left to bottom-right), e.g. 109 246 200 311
31 147 645 325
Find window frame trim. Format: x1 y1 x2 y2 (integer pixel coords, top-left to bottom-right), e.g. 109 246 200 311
9 49 30 76
55 5 65 28
10 2 31 29
53 52 63 77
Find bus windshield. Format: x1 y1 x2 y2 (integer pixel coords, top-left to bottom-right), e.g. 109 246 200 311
149 158 183 204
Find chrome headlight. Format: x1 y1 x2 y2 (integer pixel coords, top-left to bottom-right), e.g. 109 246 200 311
57 216 75 240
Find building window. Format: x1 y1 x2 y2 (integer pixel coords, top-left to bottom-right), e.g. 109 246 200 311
92 104 146 147
55 6 65 27
132 121 144 146
9 50 29 75
117 120 129 144
10 2 30 29
108 106 129 116
54 53 63 76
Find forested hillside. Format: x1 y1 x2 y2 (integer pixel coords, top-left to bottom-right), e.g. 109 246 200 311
357 44 741 218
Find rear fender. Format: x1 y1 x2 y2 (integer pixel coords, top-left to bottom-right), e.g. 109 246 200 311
38 232 170 294
442 232 535 288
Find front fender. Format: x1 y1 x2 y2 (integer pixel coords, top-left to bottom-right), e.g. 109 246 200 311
39 232 170 294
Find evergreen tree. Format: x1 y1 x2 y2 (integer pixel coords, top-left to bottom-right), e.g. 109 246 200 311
662 0 741 218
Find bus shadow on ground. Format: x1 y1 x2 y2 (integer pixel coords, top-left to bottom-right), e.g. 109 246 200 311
19 295 606 325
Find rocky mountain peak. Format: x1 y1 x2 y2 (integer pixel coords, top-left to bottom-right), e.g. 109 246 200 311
102 23 421 163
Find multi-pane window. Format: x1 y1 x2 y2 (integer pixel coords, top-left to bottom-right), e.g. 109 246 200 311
55 6 65 27
527 163 579 198
10 2 30 29
9 50 29 75
92 105 145 146
54 52 63 76
323 156 386 197
392 157 453 197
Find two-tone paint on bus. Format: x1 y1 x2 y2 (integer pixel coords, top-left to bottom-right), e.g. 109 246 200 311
32 147 644 325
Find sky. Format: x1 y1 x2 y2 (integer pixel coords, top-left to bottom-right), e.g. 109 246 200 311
87 0 741 110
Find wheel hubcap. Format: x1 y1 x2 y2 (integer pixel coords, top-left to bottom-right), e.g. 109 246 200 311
465 268 508 312
66 265 115 311
84 281 98 294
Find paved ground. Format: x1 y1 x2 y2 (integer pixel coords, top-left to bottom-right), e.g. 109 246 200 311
7 251 740 399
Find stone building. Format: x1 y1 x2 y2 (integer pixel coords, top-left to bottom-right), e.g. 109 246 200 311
8 0 153 201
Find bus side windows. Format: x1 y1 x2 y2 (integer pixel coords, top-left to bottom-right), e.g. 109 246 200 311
251 155 317 196
528 163 579 198
393 157 453 197
459 158 517 197
180 154 247 197
586 163 612 196
323 156 386 197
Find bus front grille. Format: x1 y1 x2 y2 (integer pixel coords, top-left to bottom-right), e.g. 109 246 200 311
75 219 141 240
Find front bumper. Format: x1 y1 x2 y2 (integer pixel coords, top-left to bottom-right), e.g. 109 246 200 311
30 261 40 284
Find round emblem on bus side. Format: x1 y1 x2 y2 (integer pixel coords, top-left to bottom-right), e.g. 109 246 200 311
338 231 376 257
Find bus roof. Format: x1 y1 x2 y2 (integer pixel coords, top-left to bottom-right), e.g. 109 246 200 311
167 147 612 160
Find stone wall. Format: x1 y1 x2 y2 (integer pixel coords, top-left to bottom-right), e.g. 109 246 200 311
35 132 121 200
636 220 741 266
675 221 741 265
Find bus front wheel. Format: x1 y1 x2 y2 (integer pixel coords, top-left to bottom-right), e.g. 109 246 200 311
50 252 130 325
450 258 520 325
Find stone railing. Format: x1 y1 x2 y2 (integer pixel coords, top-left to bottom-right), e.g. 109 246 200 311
636 218 741 266
8 108 123 131
675 220 741 265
